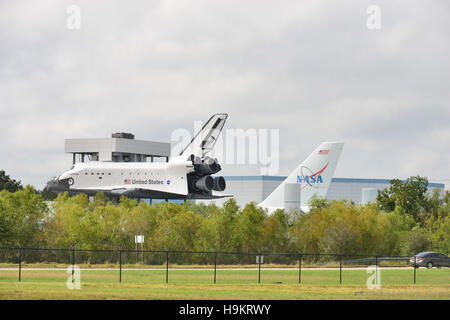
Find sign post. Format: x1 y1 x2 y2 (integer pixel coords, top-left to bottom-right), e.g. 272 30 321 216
256 255 264 283
135 235 144 264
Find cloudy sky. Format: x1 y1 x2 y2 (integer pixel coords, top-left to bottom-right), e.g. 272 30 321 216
0 0 449 190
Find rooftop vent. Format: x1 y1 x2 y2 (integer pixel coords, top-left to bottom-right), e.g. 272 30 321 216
112 132 135 139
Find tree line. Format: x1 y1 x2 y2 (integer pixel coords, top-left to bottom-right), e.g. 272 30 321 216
0 173 449 258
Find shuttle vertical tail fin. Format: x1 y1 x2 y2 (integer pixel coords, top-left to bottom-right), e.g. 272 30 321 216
178 113 228 159
258 141 344 213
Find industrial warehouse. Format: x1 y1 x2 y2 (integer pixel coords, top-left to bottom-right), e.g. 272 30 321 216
208 176 445 207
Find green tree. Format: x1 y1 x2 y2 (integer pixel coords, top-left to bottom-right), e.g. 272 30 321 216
261 210 291 253
0 186 47 247
38 186 57 201
151 207 203 251
0 170 22 192
31 185 448 262
234 203 266 253
209 199 240 251
308 195 329 210
404 230 430 255
291 201 402 256
377 176 431 224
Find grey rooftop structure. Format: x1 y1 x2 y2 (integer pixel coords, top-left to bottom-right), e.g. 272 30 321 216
65 133 171 164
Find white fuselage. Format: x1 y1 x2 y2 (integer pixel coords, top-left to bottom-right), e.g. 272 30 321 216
58 157 193 196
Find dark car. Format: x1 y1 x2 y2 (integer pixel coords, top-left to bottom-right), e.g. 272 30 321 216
410 252 450 268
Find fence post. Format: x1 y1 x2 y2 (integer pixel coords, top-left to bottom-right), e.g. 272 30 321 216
71 249 75 284
165 250 169 284
339 255 342 284
298 254 302 285
375 256 378 285
213 252 217 284
119 250 122 283
18 247 22 282
258 254 261 284
414 256 416 284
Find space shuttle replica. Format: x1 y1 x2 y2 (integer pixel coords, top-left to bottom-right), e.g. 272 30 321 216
258 141 344 213
47 114 231 200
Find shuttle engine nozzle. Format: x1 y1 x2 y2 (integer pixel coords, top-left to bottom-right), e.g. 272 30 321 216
213 176 226 192
195 156 221 175
194 175 215 192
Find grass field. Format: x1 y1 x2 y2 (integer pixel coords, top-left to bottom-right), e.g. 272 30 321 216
0 267 449 299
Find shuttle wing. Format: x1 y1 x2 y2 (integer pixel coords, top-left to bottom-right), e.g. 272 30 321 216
107 187 190 199
188 191 233 200
77 187 232 200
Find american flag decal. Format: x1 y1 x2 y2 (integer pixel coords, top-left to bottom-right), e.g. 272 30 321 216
124 179 132 184
318 149 329 155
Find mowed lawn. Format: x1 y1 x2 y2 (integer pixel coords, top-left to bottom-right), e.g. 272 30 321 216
0 268 449 299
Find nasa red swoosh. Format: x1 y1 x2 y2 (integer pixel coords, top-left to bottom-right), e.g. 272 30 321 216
299 162 329 190
306 162 329 178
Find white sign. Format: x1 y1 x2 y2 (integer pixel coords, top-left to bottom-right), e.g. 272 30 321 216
256 256 264 264
135 235 145 243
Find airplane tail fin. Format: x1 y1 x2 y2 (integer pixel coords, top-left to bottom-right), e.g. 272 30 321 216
178 113 228 159
258 141 344 213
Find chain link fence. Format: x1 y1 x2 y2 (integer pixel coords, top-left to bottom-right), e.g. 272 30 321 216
1 247 448 286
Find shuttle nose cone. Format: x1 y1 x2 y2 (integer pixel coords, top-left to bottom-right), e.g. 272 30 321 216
46 178 71 192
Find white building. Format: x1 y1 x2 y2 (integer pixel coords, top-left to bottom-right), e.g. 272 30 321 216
65 132 171 164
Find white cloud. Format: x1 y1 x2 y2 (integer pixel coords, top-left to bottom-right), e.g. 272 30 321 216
0 0 449 190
